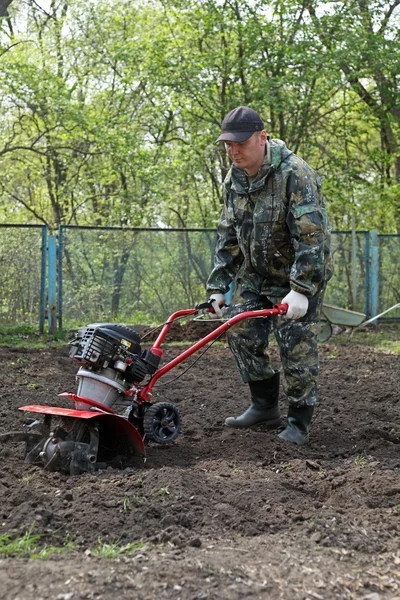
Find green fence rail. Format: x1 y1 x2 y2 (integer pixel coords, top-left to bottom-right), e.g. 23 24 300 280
0 225 399 331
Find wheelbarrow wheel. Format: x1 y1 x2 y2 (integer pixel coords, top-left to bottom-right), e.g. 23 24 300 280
317 320 332 343
143 402 182 444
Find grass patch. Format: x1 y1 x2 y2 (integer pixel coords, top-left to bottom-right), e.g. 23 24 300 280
0 524 75 558
91 537 143 559
0 525 143 560
1 322 399 353
0 325 70 349
331 323 400 354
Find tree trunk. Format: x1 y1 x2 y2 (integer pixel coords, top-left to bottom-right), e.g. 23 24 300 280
0 0 13 18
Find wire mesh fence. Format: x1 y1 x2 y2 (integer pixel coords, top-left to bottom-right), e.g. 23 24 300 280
324 231 370 314
0 225 398 329
378 235 400 320
59 227 397 326
60 227 217 325
0 225 45 327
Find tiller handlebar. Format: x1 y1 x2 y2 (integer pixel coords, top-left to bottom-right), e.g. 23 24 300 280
136 303 288 401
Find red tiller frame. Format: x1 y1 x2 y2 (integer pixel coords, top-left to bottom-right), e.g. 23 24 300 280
136 303 288 402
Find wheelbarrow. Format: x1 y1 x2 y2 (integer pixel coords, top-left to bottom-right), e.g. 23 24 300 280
317 304 366 342
318 302 400 342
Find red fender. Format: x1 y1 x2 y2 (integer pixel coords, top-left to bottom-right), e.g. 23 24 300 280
19 405 145 456
58 392 116 414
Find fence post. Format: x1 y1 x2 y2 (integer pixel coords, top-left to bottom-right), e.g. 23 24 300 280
39 226 47 334
370 230 379 326
47 235 57 333
364 231 370 317
58 226 63 331
351 215 357 310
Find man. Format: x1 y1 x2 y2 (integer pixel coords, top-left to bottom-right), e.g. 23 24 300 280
206 106 333 445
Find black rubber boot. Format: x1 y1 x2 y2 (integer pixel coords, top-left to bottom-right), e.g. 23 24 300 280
225 371 281 429
278 405 314 445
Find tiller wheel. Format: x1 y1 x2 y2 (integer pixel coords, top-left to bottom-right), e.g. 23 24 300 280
143 402 182 443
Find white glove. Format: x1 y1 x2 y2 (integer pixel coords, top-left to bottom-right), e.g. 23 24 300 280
208 293 226 319
281 290 309 320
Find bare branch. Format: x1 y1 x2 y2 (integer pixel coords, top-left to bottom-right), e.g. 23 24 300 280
3 188 49 226
0 144 47 158
379 0 400 33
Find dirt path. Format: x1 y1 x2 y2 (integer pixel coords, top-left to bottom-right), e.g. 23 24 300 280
0 328 399 599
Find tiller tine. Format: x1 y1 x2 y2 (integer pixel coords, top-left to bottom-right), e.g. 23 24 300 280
17 406 145 475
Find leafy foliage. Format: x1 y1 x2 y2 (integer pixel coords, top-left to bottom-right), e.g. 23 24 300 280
0 0 398 232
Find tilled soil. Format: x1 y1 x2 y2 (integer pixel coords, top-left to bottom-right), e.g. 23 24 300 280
0 324 399 599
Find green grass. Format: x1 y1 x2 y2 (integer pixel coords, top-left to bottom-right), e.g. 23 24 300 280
0 327 227 350
354 455 367 466
0 325 71 349
332 323 400 354
91 538 143 558
0 525 143 560
0 524 75 558
1 322 399 353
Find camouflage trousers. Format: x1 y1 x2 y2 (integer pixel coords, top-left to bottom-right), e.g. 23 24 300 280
226 286 325 407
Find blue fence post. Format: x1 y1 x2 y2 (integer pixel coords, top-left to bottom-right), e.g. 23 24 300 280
365 231 370 317
47 235 57 333
39 226 47 334
351 216 357 310
58 226 63 331
370 230 379 326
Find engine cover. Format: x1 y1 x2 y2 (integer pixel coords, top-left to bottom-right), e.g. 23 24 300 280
69 323 161 400
70 323 141 368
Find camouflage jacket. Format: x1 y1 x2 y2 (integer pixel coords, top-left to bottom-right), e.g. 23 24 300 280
207 138 333 299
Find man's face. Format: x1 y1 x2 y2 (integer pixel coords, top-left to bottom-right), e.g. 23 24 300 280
224 131 267 175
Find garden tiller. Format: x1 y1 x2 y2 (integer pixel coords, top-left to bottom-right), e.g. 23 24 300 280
1 302 287 475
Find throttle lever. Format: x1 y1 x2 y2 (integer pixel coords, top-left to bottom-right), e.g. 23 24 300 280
195 301 230 314
195 301 213 311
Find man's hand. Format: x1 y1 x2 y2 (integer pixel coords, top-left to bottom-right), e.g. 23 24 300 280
208 293 227 319
281 290 309 320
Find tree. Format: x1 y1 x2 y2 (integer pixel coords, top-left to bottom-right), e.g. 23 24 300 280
304 0 400 230
0 0 13 19
0 0 399 232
